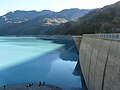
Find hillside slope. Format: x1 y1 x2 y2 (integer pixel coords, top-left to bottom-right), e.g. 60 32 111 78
52 1 120 35
0 9 90 35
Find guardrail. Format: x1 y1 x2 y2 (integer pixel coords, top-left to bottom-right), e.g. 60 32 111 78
83 33 120 40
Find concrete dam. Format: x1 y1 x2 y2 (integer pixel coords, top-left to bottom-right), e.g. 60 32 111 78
74 34 120 90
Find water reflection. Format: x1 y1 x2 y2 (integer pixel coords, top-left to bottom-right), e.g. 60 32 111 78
0 37 81 90
40 38 79 61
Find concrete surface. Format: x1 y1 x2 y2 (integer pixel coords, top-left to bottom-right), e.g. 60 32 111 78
73 36 82 50
74 35 120 90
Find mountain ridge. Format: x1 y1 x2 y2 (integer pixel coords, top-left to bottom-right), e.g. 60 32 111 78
0 8 91 35
52 1 120 35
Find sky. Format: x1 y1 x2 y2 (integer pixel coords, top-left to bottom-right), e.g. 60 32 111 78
0 0 120 16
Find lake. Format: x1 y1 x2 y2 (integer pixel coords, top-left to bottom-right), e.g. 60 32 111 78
0 36 81 90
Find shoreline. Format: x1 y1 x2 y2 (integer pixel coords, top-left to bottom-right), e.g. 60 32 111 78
0 83 63 90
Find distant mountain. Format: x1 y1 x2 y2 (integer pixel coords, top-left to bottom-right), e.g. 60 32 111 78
0 8 91 35
2 1 120 36
58 8 90 20
0 10 54 24
52 1 120 35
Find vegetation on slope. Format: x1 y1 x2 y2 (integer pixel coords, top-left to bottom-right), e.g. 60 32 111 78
0 9 90 35
52 1 120 35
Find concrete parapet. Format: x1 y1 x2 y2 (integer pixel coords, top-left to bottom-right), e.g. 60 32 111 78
83 33 120 40
73 36 82 50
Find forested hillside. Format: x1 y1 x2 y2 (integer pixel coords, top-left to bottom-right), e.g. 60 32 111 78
52 1 120 35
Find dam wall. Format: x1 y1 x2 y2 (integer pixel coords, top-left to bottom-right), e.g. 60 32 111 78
73 36 82 50
74 34 120 90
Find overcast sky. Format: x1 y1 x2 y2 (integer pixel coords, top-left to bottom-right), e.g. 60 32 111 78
0 0 119 16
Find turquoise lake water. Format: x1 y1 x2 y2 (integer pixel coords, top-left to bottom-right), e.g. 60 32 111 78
0 37 81 90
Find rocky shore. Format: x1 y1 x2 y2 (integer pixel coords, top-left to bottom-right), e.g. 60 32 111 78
0 82 63 90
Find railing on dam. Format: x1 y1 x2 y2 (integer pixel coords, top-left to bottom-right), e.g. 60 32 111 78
83 33 120 40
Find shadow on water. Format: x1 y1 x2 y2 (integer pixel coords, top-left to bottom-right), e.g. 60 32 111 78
0 50 59 85
38 38 79 61
0 37 81 90
41 37 87 90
